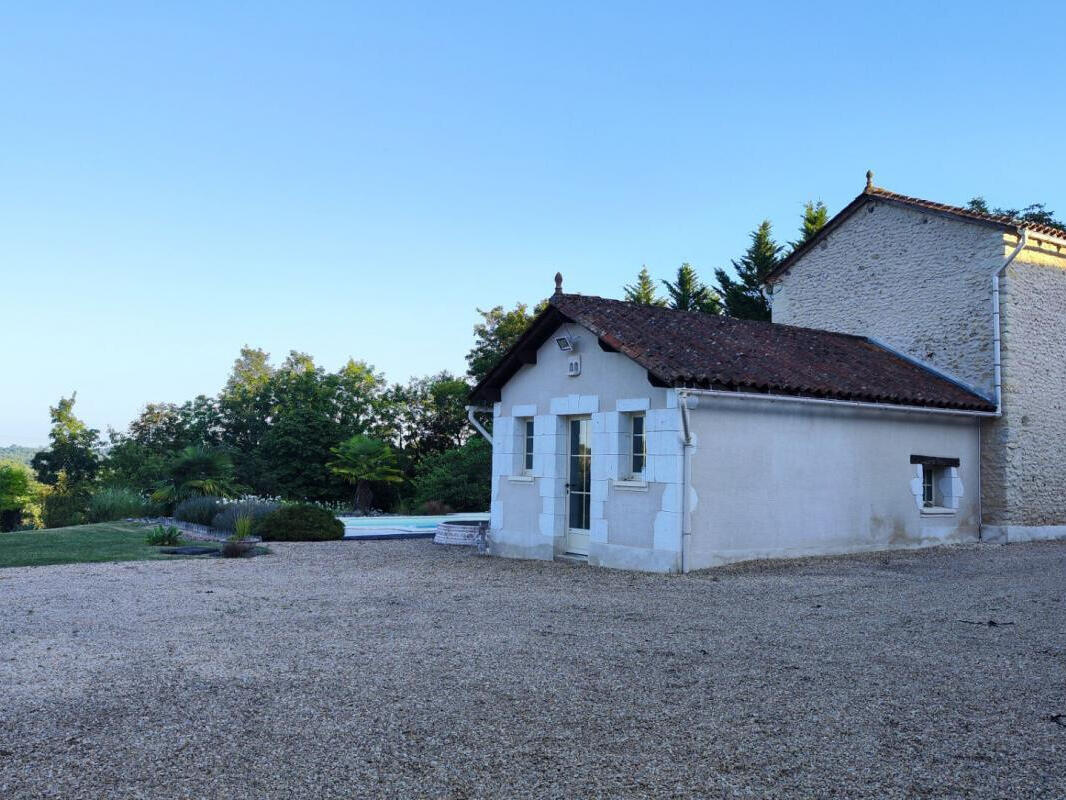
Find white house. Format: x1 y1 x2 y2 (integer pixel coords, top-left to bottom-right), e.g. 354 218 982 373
467 177 1066 572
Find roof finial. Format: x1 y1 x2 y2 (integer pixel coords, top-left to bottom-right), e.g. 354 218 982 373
865 169 874 191
554 271 563 295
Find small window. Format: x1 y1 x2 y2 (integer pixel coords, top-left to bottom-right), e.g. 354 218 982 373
630 413 645 477
911 455 961 512
523 418 535 474
922 467 938 508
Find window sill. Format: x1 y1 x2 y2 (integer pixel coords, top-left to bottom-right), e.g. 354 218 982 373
613 479 648 491
508 475 534 483
921 506 956 516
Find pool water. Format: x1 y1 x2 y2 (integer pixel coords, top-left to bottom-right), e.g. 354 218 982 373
338 513 489 531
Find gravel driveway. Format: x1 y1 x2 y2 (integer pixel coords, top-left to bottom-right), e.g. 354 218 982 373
2 539 1065 799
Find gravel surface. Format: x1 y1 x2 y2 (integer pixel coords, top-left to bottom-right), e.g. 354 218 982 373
2 540 1065 799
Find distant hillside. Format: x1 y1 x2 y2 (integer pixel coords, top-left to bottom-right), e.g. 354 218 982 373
0 445 41 466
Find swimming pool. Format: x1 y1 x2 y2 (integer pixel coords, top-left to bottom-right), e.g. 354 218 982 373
338 513 489 535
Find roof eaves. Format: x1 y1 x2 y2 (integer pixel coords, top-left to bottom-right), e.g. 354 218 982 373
764 185 1057 285
764 191 870 284
467 303 571 405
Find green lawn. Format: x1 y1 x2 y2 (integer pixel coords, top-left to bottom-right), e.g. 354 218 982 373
0 522 199 569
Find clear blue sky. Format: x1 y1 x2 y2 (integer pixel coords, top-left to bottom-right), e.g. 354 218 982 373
4 1 1065 446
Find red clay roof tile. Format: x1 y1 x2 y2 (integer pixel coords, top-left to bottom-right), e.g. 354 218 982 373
470 294 995 413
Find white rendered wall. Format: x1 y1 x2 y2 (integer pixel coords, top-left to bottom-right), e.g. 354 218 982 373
685 396 982 570
490 322 684 572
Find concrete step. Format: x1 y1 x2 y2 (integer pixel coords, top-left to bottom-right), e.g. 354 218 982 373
555 552 589 566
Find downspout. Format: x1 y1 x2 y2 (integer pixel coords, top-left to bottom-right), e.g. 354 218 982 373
678 391 693 574
466 405 493 444
991 228 1028 416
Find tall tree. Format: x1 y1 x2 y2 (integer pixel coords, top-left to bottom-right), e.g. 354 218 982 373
390 372 471 461
624 266 666 306
714 220 784 321
218 346 275 486
334 359 390 439
466 301 547 384
661 263 721 314
794 201 829 248
102 395 221 490
259 352 347 501
967 196 1064 229
31 393 101 487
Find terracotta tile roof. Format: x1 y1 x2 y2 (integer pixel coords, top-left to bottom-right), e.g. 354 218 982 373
470 293 995 413
864 185 1066 240
766 184 1066 284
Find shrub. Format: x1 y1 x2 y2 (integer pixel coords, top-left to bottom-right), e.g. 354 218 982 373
42 491 87 529
173 496 224 526
255 504 344 542
211 500 281 533
151 446 240 511
87 487 150 522
0 461 43 531
410 438 490 512
146 524 182 546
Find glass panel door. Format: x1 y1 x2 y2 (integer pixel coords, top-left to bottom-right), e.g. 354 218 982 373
566 417 591 555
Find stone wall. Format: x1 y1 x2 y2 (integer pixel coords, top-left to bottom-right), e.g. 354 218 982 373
988 252 1066 527
771 200 1004 396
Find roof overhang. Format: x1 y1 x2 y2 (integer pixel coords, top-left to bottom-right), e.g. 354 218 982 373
764 189 1020 285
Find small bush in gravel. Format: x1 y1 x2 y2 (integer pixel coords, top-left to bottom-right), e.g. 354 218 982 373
88 487 150 522
211 500 281 533
255 504 344 542
173 496 224 526
145 524 181 546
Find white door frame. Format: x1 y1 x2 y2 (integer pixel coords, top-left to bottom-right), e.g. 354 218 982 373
565 415 592 555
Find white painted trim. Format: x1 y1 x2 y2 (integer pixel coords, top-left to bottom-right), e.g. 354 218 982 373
920 507 956 517
616 397 650 412
678 387 995 418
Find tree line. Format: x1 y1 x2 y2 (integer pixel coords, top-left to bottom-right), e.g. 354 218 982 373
2 320 531 528
619 194 1062 321
622 201 828 320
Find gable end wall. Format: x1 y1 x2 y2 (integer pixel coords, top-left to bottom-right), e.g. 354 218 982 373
771 200 1003 397
989 250 1066 526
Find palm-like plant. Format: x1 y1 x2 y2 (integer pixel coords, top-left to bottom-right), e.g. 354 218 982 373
328 435 404 512
151 446 241 508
